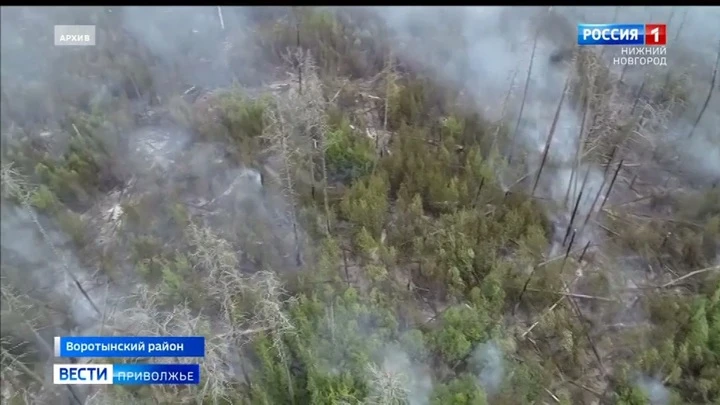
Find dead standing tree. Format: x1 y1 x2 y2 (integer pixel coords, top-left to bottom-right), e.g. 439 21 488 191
265 49 333 250
688 40 720 139
288 49 332 235
531 73 572 197
216 6 225 31
262 97 304 266
245 271 298 405
509 34 539 165
365 362 411 405
299 52 333 236
565 49 597 210
292 7 303 95
384 47 394 134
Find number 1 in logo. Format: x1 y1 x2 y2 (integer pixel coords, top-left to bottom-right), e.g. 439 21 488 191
645 24 667 46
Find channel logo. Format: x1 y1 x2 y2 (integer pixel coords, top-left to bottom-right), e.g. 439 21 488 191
578 24 667 46
53 363 201 385
53 364 113 385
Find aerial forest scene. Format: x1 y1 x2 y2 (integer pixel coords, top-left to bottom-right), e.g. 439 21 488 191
0 6 719 405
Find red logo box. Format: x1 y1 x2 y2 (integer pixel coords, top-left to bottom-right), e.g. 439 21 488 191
645 24 667 46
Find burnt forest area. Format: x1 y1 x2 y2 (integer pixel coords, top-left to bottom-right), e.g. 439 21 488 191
1 6 719 405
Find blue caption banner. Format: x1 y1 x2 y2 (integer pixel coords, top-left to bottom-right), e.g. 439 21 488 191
53 363 201 385
577 24 645 46
55 336 205 357
113 363 201 385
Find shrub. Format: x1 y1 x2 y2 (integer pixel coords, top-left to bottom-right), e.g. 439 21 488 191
339 172 389 239
325 119 374 183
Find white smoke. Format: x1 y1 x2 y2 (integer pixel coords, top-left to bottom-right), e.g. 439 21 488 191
469 341 506 396
635 375 671 405
377 345 434 405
